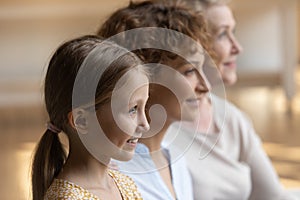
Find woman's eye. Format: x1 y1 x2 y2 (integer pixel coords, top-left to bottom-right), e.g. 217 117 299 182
232 28 236 35
129 105 138 115
217 31 228 39
184 68 197 76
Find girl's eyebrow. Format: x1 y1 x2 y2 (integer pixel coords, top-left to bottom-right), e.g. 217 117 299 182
129 95 149 105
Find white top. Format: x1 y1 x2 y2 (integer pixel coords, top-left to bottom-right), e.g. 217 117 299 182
113 143 193 200
164 94 298 200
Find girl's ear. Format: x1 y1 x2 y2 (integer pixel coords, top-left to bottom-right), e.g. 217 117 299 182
68 108 88 134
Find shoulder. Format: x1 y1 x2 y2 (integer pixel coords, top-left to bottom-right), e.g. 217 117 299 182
212 94 252 126
211 94 241 115
212 94 260 151
109 170 143 199
44 179 99 200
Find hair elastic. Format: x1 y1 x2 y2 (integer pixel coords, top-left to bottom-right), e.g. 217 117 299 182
46 122 61 134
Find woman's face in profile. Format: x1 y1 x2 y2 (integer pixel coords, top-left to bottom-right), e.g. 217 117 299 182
148 47 210 124
205 4 243 85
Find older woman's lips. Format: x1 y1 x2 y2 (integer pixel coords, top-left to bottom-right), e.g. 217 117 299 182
223 61 236 69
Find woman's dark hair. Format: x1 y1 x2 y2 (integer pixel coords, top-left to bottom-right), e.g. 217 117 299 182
98 0 217 64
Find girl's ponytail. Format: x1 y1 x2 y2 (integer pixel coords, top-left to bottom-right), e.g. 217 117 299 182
31 129 66 200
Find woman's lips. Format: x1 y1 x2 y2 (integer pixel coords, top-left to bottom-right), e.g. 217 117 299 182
223 61 236 69
185 98 200 107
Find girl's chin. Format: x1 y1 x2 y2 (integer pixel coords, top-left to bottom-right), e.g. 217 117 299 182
113 150 135 162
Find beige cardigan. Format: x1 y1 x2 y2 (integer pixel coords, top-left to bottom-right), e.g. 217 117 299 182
164 94 297 200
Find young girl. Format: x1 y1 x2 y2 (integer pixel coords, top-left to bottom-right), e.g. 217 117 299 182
31 35 150 200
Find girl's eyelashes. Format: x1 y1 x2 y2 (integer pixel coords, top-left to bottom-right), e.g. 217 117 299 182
129 105 138 115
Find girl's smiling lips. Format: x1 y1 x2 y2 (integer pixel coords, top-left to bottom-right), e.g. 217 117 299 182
126 136 141 148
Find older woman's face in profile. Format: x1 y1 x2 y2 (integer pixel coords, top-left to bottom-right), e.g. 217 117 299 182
205 4 243 85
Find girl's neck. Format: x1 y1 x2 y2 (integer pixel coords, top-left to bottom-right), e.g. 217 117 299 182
59 154 123 199
58 143 111 189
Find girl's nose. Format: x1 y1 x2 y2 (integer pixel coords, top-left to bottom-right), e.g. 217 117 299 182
137 111 150 133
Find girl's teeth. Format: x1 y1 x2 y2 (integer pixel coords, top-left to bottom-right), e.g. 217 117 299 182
127 138 138 143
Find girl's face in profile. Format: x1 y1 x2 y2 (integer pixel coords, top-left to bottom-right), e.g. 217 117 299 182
206 4 243 85
97 70 150 161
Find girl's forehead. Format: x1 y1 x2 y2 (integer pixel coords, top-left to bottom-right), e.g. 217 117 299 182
111 70 148 107
114 70 148 93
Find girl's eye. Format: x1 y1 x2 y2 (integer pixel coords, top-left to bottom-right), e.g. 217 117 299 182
129 105 138 115
184 68 197 76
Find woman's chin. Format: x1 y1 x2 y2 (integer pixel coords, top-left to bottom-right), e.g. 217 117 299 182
181 108 199 122
223 72 237 86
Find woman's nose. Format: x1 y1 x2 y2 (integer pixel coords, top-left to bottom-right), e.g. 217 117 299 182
231 35 243 55
196 71 211 93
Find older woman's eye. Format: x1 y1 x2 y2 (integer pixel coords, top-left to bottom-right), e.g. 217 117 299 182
129 105 138 115
232 28 236 35
217 31 228 39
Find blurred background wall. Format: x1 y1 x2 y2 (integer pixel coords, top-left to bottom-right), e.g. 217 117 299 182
299 0 300 61
0 0 129 108
233 0 298 100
